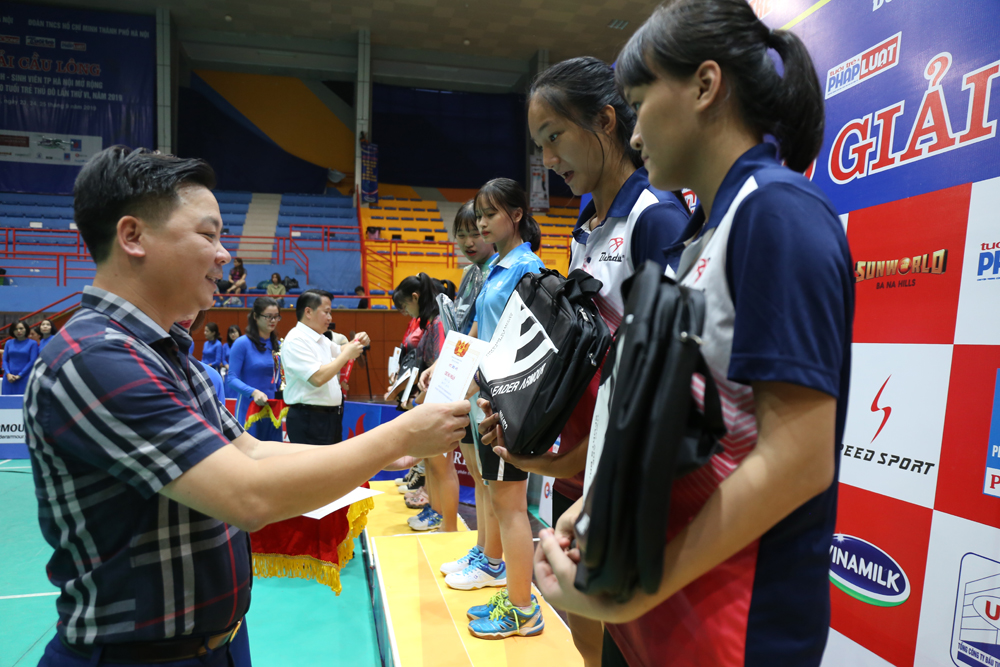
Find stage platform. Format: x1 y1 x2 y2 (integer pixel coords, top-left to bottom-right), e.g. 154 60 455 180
366 530 582 667
366 480 470 537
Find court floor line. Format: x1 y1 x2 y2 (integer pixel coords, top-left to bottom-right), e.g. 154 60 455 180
0 592 59 600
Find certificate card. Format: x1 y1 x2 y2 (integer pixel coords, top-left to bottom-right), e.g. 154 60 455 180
388 347 401 378
424 331 488 404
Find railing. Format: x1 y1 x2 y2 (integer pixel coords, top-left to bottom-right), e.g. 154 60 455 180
287 224 362 253
0 229 315 286
0 290 83 341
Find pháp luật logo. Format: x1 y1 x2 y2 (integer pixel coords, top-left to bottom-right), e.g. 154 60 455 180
826 32 901 99
977 241 1000 282
829 533 910 606
982 370 1000 499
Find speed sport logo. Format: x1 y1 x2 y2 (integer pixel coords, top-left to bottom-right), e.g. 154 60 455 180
829 533 910 607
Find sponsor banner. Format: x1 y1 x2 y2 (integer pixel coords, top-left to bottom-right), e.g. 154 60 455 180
361 141 378 204
985 371 1000 501
846 183 969 344
769 2 1000 213
529 154 549 212
0 408 26 444
913 511 1000 667
841 343 951 508
935 345 1000 531
955 177 1000 345
0 129 100 165
831 484 932 667
0 1 154 192
820 627 896 667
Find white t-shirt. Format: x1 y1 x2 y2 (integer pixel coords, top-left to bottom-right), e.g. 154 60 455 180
280 321 343 407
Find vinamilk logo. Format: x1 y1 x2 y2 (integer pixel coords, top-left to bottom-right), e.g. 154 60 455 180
829 533 910 607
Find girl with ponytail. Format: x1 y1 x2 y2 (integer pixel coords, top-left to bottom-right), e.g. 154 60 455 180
392 273 457 533
534 2 854 666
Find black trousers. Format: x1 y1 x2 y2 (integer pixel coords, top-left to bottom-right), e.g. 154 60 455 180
285 404 343 445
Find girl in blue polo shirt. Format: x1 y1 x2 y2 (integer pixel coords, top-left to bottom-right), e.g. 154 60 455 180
444 178 547 640
533 2 854 667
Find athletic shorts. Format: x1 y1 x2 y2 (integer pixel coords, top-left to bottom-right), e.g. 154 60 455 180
472 399 528 483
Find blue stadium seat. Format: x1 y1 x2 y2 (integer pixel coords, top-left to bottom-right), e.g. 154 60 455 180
213 191 253 203
0 193 74 206
218 202 249 214
372 305 388 309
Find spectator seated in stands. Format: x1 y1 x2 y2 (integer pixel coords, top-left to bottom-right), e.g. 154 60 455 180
355 285 369 309
218 257 247 305
266 272 286 307
366 226 383 240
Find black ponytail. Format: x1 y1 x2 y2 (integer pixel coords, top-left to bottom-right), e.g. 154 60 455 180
247 296 280 353
392 273 441 330
615 0 824 173
474 178 542 253
530 56 642 170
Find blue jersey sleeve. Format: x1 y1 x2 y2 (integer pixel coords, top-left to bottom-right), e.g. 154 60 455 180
726 184 854 397
630 197 690 271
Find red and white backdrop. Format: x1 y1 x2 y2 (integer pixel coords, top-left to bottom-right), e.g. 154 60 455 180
749 0 1000 665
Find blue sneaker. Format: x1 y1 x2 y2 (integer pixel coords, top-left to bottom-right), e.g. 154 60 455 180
468 594 544 639
408 506 441 531
441 546 483 576
467 589 510 620
445 555 507 590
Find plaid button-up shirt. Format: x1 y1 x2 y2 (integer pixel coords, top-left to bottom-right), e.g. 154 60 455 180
24 286 250 645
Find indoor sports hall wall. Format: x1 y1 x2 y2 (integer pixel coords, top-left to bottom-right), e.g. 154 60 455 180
192 70 355 176
759 1 1000 666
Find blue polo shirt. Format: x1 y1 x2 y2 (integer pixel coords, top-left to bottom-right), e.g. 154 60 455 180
474 242 545 342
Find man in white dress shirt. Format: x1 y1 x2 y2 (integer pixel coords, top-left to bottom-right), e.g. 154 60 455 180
281 290 369 445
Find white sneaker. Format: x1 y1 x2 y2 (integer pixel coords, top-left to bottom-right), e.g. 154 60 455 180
444 555 507 591
440 547 483 575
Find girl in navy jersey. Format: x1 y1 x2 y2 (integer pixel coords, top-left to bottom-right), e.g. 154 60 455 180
484 55 690 666
533 2 854 667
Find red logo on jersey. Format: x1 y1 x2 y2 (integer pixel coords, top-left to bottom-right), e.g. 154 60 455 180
695 258 709 282
870 376 892 442
609 237 624 253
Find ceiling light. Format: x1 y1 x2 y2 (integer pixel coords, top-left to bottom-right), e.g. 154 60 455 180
224 15 232 22
463 39 470 46
607 19 628 30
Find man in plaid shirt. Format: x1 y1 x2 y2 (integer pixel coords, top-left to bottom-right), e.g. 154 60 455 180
25 146 470 666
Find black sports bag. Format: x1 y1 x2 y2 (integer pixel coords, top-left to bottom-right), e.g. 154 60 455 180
476 268 612 456
574 261 727 602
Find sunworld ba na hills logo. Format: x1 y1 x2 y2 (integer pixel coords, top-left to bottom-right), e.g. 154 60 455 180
829 534 910 607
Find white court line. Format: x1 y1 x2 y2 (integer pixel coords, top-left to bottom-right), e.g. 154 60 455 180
0 592 59 600
0 466 30 469
0 459 11 466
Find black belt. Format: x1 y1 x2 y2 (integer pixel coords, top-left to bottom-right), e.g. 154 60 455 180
287 403 343 414
61 618 242 663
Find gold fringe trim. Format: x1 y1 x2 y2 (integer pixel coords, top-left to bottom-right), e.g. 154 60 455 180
252 498 375 596
243 403 288 430
252 552 345 595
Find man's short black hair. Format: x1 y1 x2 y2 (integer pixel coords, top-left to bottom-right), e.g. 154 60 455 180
354 285 364 294
296 289 332 321
73 146 216 264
